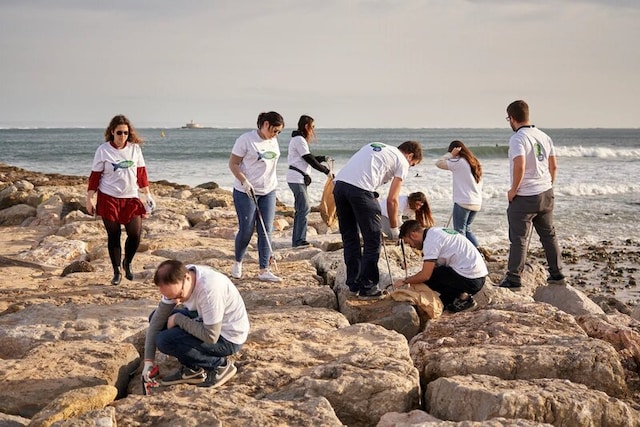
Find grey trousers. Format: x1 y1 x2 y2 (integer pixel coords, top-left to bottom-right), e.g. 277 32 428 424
506 188 563 283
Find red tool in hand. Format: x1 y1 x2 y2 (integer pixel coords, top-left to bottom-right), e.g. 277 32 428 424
142 365 160 396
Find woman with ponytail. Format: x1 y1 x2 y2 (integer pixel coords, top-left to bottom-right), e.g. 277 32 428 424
436 140 484 250
286 115 332 247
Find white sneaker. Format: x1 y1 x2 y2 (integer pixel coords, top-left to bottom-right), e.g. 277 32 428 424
231 261 242 279
258 270 282 282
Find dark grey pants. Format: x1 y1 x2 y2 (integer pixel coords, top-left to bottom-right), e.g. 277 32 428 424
506 188 563 283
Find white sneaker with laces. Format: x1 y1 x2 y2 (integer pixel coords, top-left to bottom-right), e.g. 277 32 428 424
231 261 242 279
258 270 282 282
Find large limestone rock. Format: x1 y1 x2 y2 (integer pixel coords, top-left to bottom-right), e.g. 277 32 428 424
28 385 118 427
0 301 156 359
0 340 139 418
410 302 628 398
425 374 640 426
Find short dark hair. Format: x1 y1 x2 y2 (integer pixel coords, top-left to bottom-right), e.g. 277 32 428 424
257 111 285 129
153 260 187 286
506 100 529 123
397 140 422 164
399 219 422 239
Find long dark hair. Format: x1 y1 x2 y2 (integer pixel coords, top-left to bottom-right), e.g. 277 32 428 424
104 114 142 144
448 140 482 183
291 115 314 139
408 192 434 227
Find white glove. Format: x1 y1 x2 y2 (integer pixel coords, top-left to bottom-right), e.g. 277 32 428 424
389 227 400 240
142 360 156 382
145 194 156 214
242 180 255 197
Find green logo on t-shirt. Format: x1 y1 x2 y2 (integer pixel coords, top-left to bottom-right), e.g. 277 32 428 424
369 143 386 152
257 151 278 160
443 228 458 235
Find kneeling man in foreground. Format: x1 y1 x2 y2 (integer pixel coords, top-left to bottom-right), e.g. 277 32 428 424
393 219 488 312
142 260 249 388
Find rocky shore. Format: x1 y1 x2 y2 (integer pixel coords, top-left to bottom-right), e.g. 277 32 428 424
1 162 640 426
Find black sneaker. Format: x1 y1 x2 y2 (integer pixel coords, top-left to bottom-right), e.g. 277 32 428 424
547 274 567 286
160 365 206 385
446 295 478 313
295 241 311 248
358 288 384 300
498 277 522 290
199 361 237 388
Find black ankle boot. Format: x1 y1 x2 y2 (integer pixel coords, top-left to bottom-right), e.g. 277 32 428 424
122 260 133 280
111 271 122 286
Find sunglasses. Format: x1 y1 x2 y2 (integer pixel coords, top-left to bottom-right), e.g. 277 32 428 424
116 130 129 136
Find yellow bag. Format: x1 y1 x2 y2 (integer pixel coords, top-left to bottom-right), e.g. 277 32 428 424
320 175 337 228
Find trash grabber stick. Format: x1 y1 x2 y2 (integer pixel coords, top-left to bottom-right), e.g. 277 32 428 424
381 232 394 290
400 239 408 279
445 212 453 228
250 191 278 271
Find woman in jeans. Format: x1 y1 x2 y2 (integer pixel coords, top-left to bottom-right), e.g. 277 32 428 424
228 111 284 282
286 115 332 247
435 140 484 250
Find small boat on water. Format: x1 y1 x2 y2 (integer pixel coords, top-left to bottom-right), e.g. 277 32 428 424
182 120 203 129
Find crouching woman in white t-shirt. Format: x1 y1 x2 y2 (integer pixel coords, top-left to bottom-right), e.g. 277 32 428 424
378 191 434 238
228 111 284 283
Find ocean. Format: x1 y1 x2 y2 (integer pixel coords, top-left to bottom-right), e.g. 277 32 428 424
1 127 639 248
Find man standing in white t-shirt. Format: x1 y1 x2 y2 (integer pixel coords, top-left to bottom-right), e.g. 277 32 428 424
333 141 422 299
393 219 487 312
500 100 566 290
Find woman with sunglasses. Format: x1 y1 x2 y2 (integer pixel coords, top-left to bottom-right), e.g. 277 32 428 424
228 111 284 282
86 115 155 285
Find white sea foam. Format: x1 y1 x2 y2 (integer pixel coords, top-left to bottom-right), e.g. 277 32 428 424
555 145 640 158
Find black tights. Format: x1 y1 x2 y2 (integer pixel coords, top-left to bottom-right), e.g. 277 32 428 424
103 216 142 274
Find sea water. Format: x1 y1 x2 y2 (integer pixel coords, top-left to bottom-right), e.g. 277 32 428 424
1 127 639 248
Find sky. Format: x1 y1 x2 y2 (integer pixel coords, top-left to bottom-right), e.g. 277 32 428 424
1 0 639 129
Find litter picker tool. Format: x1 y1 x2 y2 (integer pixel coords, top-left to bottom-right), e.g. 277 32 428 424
381 231 394 291
249 190 278 271
400 239 408 280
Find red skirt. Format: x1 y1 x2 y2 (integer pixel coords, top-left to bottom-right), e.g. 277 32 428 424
96 191 146 224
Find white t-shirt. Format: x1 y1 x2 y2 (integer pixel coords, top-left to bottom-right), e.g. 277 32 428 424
445 157 483 207
422 227 488 279
90 142 145 198
231 130 280 195
335 143 409 191
378 195 412 219
161 265 250 345
509 126 555 196
286 135 312 184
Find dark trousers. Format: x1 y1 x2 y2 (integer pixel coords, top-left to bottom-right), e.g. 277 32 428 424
426 266 485 306
333 181 381 293
506 188 563 283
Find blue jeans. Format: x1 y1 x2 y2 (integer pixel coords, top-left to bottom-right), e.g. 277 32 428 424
506 188 563 283
452 203 479 247
153 309 243 371
288 182 310 246
333 181 381 293
233 189 276 269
